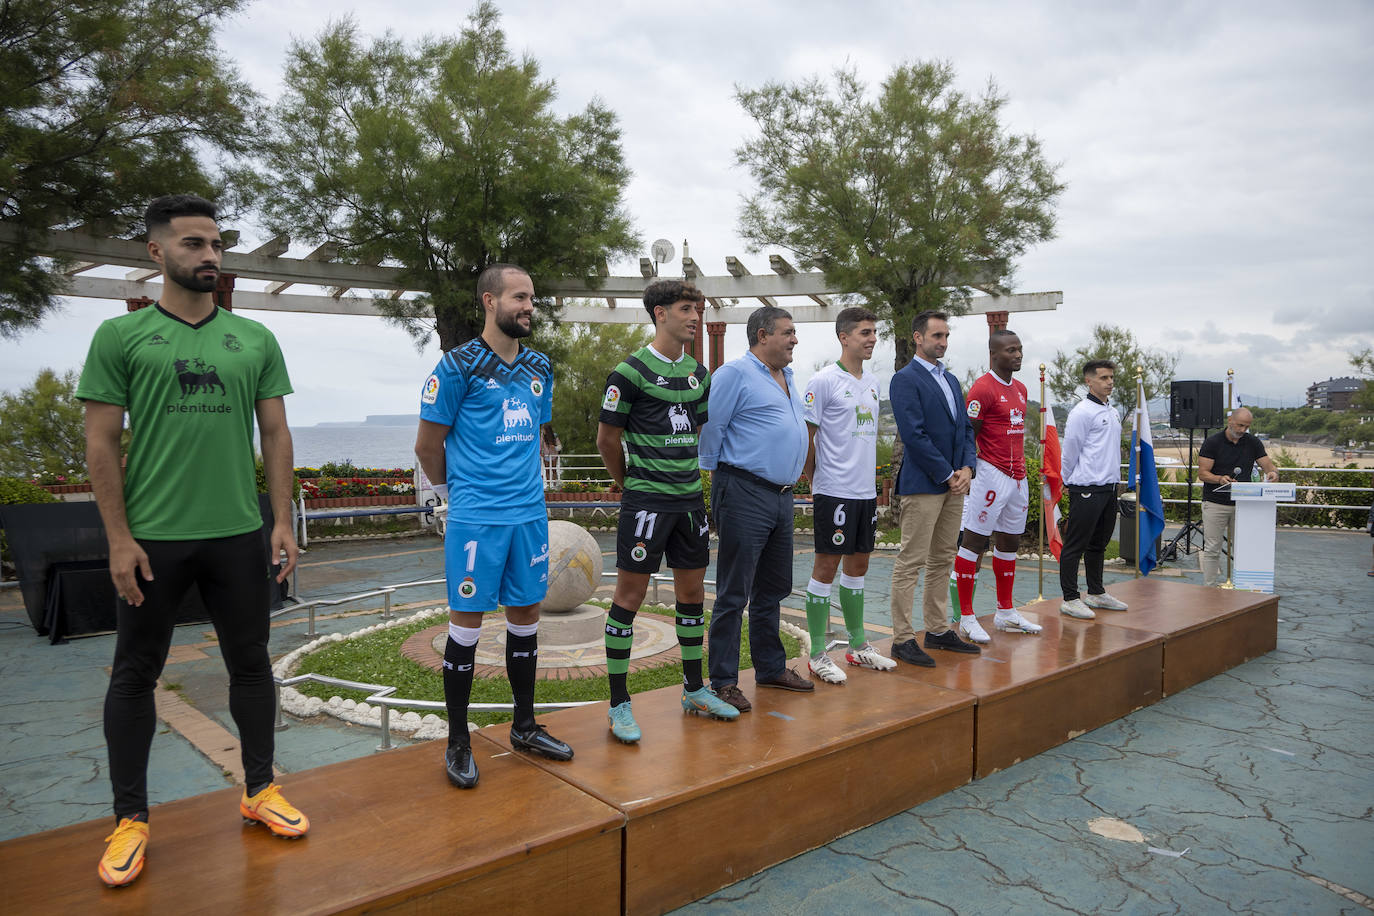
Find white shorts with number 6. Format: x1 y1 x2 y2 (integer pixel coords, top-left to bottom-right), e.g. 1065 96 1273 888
961 459 1029 536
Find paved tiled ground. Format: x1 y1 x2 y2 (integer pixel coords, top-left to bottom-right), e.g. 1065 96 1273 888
1 526 1370 913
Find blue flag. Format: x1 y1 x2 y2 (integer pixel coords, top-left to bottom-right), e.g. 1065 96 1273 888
1127 385 1166 575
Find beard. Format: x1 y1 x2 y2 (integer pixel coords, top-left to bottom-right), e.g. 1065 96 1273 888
167 262 218 294
496 310 533 339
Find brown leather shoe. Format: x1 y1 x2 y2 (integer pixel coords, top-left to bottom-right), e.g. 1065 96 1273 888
715 684 752 712
755 667 816 692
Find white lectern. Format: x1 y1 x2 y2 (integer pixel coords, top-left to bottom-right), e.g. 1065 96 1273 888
1229 481 1297 593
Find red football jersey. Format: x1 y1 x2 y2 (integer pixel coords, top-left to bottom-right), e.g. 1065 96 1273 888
965 372 1028 480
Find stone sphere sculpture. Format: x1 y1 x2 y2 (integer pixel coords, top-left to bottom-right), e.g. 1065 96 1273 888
542 520 602 612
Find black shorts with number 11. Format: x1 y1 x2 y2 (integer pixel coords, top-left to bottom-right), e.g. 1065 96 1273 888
616 503 710 573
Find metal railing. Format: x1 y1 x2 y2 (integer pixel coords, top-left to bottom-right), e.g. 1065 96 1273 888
274 673 598 751
270 577 448 636
1121 464 1373 513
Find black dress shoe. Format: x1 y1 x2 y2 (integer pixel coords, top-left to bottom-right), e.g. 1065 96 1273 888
924 629 981 654
755 667 815 692
510 723 574 761
892 638 936 667
445 742 479 788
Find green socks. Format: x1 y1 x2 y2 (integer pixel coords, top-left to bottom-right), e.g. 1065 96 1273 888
837 573 866 647
804 578 832 658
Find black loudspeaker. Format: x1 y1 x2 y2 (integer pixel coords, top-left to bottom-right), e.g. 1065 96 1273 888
1170 380 1224 429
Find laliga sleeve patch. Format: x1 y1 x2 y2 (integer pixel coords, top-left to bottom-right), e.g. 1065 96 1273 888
967 400 982 418
804 391 816 407
603 385 621 410
422 374 440 405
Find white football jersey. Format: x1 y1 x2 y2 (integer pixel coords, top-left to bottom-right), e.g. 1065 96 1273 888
803 362 880 500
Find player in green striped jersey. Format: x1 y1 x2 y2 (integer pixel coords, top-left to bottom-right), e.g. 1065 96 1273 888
596 280 739 743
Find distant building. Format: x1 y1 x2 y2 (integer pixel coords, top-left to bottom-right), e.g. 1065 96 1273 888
1306 376 1366 411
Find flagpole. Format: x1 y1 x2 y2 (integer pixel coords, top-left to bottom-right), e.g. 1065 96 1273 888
1223 368 1235 589
1038 363 1046 600
1134 368 1143 580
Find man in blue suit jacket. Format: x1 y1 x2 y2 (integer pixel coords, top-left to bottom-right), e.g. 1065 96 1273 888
888 310 981 666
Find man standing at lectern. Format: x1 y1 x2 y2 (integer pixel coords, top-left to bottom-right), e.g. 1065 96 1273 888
1196 408 1279 587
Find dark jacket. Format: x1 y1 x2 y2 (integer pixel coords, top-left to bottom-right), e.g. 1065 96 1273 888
891 358 976 495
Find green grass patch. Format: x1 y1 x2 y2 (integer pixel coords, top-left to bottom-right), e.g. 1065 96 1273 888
292 605 801 727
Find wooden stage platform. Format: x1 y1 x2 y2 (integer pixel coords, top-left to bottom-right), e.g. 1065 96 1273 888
480 666 974 915
0 578 1277 915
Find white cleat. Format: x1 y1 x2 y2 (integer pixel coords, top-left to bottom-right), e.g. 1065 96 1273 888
994 608 1043 634
958 615 991 644
808 653 848 684
846 643 897 671
1084 592 1128 611
1060 598 1095 619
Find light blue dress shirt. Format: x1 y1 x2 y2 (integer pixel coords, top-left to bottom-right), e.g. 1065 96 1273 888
698 351 809 485
911 353 957 419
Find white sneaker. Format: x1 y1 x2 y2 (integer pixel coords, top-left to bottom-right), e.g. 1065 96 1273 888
994 608 1043 634
958 615 991 644
808 653 848 684
1060 598 1095 619
845 643 897 671
1084 592 1128 611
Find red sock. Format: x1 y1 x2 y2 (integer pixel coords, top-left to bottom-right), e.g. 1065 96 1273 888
992 550 1017 610
954 548 979 617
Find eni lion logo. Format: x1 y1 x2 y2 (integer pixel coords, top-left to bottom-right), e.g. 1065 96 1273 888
502 398 533 429
173 358 225 399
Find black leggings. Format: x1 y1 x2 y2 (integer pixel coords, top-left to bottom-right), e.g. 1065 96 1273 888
105 531 274 818
1059 486 1119 600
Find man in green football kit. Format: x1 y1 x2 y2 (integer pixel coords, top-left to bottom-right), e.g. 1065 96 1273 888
79 195 307 888
800 307 897 683
596 279 739 743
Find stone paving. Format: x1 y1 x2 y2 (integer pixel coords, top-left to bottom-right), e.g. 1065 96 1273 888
1 526 1370 914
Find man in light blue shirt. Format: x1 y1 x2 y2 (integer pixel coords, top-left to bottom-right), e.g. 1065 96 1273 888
699 306 811 711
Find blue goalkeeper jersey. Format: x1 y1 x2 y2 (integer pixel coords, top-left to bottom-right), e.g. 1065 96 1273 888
419 337 553 524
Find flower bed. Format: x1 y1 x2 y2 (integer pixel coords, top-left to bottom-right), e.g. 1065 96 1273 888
295 464 413 480
300 477 415 500
38 483 93 495
545 490 621 502
303 494 419 509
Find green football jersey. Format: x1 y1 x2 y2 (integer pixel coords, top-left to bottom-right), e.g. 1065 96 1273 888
599 346 709 510
77 305 292 540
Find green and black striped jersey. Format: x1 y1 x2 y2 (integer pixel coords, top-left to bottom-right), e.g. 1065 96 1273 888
600 346 710 510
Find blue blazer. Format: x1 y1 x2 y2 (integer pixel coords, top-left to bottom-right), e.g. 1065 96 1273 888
891 358 976 495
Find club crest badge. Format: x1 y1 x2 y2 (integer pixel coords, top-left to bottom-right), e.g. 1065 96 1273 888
687 374 699 390
832 529 845 546
458 578 477 599
631 543 647 562
530 377 544 397
222 333 242 352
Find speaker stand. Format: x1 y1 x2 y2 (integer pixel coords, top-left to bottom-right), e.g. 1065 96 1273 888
1160 427 1206 561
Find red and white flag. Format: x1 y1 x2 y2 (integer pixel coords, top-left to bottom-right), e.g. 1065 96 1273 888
1041 392 1064 559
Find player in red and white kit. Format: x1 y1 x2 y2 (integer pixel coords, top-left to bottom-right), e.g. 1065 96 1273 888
952 330 1043 642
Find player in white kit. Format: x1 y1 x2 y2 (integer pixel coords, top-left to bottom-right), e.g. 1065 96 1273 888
950 330 1043 643
800 307 897 683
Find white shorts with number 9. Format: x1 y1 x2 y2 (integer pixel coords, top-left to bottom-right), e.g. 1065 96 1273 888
961 459 1029 536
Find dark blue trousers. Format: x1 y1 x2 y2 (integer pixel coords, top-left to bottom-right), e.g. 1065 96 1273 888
708 471 793 688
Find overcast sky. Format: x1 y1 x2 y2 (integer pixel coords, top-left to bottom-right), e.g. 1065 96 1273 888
4 0 1371 425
